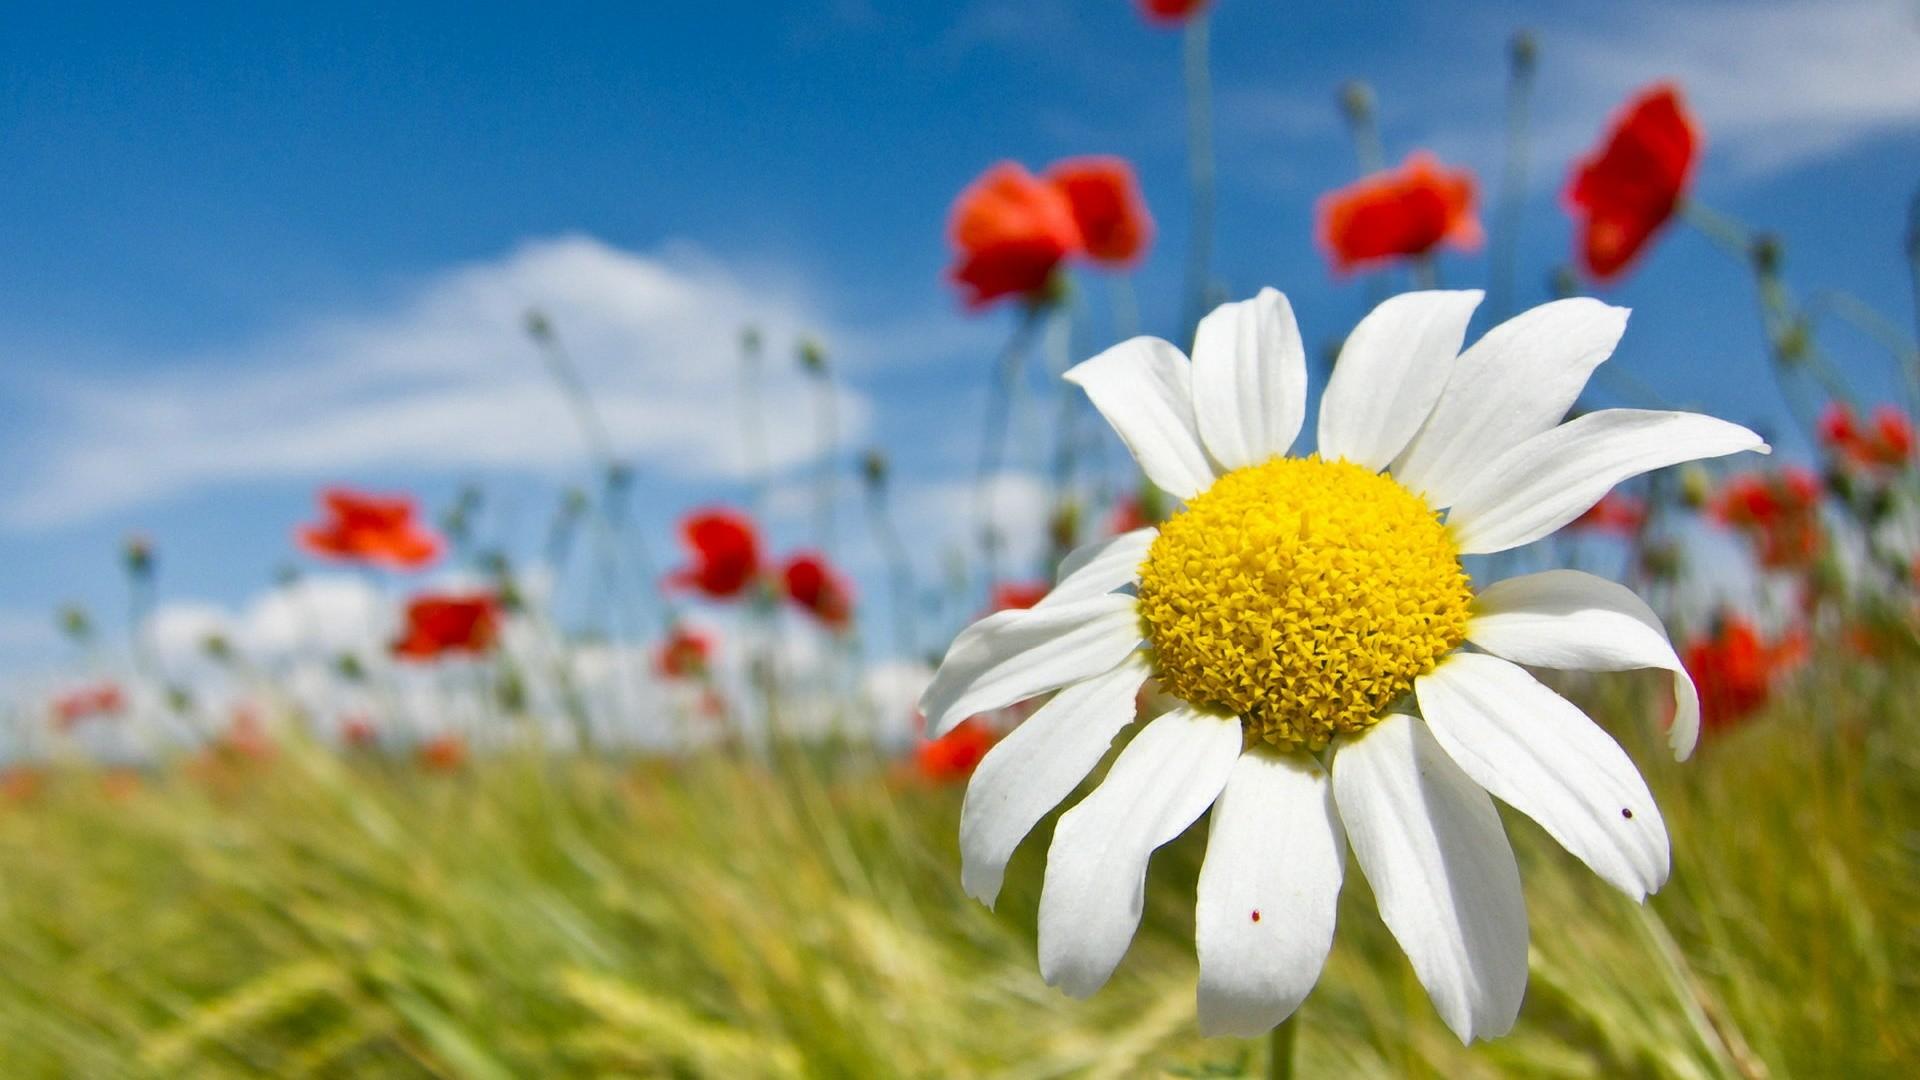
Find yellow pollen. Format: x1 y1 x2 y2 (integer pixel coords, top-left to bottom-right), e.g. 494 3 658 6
1137 456 1472 751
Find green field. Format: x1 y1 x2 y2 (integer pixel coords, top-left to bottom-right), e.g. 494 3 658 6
1 652 1911 1078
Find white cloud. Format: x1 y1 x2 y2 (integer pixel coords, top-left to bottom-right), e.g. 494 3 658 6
4 236 874 528
1454 0 1920 179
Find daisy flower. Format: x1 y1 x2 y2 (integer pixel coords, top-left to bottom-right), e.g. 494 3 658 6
920 289 1766 1041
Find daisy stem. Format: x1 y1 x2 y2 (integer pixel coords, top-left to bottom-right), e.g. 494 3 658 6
1266 1014 1298 1080
1181 13 1216 345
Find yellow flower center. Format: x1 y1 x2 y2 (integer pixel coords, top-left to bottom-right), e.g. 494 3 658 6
1136 456 1472 751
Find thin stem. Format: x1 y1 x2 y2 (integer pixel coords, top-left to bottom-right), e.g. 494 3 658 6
811 370 840 554
1180 15 1216 344
974 314 1039 587
738 329 771 522
1488 31 1536 324
1266 1014 1298 1080
864 471 918 661
1905 185 1920 348
1804 287 1920 415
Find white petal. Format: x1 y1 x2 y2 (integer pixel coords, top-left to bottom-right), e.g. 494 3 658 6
1037 707 1242 998
1333 714 1527 1043
1447 409 1769 554
1191 288 1308 470
1418 654 1670 900
1317 290 1483 470
1470 569 1702 760
960 654 1152 906
1065 337 1217 499
1194 749 1345 1037
1041 527 1156 609
1392 298 1629 506
919 594 1142 738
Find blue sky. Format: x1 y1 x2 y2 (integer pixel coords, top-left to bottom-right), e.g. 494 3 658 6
3 0 1918 673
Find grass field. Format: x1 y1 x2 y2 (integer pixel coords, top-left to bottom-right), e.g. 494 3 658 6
1 650 1912 1078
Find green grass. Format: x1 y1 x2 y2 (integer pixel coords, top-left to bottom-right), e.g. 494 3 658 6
0 654 1914 1077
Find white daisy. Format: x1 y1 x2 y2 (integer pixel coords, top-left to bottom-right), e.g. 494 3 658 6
920 289 1767 1042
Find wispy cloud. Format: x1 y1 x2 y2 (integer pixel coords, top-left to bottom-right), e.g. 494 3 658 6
3 236 881 528
1428 0 1920 181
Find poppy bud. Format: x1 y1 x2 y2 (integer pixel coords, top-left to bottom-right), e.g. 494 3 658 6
1749 233 1783 276
1049 500 1082 555
1678 464 1712 509
335 653 366 681
496 669 528 712
1338 80 1375 126
739 325 763 356
524 308 553 342
861 449 889 491
798 339 829 376
1549 265 1579 300
1508 30 1537 77
123 534 154 580
203 633 233 662
57 604 92 643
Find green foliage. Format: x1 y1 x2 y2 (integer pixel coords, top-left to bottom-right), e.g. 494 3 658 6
0 656 1913 1077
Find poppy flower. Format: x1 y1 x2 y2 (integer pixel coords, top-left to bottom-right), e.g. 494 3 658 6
393 593 501 661
1316 152 1482 274
51 681 125 730
1046 157 1154 266
916 718 996 782
1568 491 1647 536
418 733 469 772
298 487 442 571
218 705 276 761
782 552 854 630
1820 402 1913 470
990 582 1052 613
340 713 379 748
1709 468 1824 569
1138 0 1210 22
948 162 1083 309
667 509 763 600
657 625 713 679
1565 83 1699 282
1682 615 1806 734
1 766 44 804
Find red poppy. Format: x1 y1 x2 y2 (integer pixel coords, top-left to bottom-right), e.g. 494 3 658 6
1138 0 1210 22
657 624 713 679
1568 491 1647 536
990 582 1051 612
1109 495 1152 535
782 552 855 630
1316 152 1482 274
1565 83 1699 282
218 705 276 761
298 487 442 571
418 733 469 772
667 509 763 600
340 713 379 748
1682 615 1806 734
51 681 125 730
948 162 1083 309
1820 402 1913 470
392 593 501 661
1046 157 1153 266
1709 468 1824 569
915 718 997 782
1 766 44 804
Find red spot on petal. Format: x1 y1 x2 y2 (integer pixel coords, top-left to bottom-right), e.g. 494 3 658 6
1250 909 1261 923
